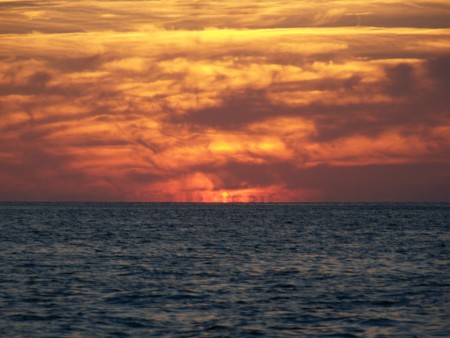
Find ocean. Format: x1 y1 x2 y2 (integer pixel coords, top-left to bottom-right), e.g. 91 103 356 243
0 203 449 337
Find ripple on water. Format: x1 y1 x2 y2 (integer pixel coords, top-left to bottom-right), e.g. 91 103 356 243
0 203 449 337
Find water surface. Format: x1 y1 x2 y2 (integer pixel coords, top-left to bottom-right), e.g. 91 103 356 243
1 203 449 337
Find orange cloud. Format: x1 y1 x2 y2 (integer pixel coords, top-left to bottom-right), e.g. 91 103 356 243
0 1 450 201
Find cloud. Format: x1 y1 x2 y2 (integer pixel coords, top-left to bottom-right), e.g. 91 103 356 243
0 1 449 201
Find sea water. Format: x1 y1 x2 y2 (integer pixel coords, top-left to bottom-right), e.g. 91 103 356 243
0 203 449 337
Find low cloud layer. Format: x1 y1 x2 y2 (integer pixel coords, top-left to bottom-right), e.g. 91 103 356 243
1 0 449 201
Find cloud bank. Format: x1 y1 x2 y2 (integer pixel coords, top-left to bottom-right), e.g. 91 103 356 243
1 0 450 201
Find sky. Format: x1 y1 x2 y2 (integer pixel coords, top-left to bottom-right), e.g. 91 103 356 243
0 0 450 202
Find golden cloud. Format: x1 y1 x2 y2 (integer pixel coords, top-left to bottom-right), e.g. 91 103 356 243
1 1 450 201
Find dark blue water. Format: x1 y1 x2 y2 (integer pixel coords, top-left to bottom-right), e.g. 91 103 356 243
0 203 449 337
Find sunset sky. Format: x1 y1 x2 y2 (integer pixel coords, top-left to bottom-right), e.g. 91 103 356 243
1 0 449 202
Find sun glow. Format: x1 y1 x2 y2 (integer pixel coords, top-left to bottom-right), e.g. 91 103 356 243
1 1 449 202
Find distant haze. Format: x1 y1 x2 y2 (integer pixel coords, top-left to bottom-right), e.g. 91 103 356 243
1 0 450 202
